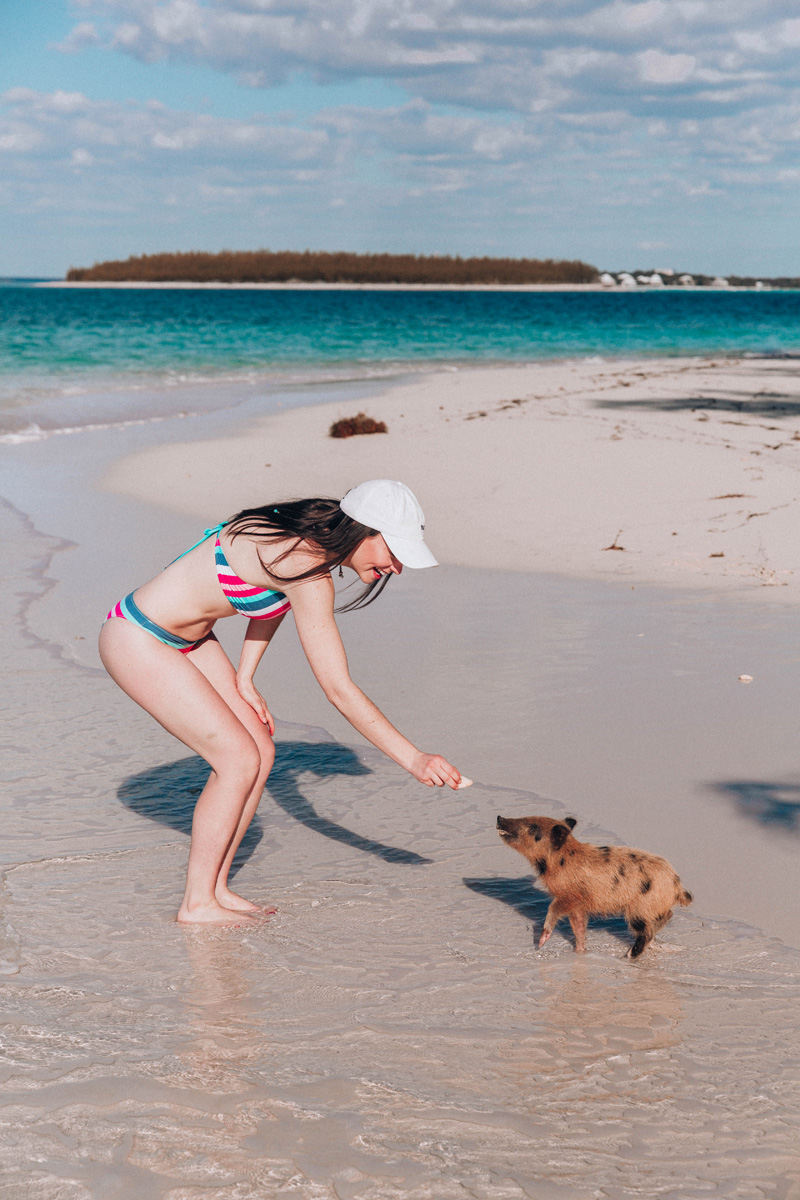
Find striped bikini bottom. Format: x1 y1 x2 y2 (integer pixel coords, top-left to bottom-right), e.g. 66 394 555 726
107 592 212 653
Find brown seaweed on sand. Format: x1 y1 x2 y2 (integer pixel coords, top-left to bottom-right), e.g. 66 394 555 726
329 413 388 438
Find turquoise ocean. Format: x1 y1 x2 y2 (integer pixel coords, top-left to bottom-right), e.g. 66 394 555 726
2 283 800 441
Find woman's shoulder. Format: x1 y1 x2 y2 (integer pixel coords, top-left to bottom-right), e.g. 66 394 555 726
221 529 330 591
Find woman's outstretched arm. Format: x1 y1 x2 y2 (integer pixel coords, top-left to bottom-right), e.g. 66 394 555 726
288 576 462 789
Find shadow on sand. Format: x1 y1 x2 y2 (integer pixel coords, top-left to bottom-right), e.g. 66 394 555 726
464 875 631 951
708 778 800 834
118 739 431 875
596 393 800 417
265 740 432 865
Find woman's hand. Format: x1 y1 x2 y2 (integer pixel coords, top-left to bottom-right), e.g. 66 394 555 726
235 675 275 733
410 752 463 790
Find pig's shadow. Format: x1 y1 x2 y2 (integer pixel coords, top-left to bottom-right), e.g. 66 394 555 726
464 876 632 951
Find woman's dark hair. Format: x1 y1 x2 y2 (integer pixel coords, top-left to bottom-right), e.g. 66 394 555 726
225 497 390 611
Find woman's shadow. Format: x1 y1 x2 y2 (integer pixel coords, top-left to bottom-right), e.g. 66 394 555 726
118 739 431 876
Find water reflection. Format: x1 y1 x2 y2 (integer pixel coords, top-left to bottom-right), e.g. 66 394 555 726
536 956 684 1062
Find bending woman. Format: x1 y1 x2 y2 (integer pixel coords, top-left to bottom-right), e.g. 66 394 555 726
99 479 464 925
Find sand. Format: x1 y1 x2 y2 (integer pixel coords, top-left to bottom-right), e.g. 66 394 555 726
2 356 800 1196
37 280 752 291
105 355 800 600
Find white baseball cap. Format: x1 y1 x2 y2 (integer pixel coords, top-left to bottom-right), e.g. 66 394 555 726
340 480 438 569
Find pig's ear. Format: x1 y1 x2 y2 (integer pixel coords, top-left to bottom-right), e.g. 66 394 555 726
564 817 577 830
527 822 543 841
550 823 571 850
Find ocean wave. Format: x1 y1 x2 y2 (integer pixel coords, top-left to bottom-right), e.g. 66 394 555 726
0 360 420 442
0 411 193 444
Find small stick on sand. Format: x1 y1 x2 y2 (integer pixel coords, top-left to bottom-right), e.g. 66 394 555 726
602 531 626 551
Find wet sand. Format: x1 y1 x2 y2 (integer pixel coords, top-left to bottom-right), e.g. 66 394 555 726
1 359 800 1195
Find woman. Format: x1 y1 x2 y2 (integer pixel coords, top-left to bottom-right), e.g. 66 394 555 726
99 479 465 925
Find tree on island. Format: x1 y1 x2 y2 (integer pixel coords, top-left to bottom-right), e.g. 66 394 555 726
66 249 599 285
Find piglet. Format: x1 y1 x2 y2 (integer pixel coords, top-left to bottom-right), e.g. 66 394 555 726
497 815 692 957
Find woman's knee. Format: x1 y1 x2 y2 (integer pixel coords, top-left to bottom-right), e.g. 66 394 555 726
254 732 275 780
209 732 263 789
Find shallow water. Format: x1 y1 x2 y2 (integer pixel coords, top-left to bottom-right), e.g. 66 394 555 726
3 286 800 439
2 471 800 1197
4 824 799 1200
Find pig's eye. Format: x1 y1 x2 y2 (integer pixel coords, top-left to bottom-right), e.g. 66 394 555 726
527 823 542 840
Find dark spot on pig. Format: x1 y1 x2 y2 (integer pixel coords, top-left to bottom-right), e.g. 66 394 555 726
630 917 646 933
640 878 652 893
559 857 565 867
550 824 570 850
535 857 548 875
618 864 626 877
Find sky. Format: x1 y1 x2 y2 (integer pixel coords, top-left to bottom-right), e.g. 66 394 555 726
1 0 799 277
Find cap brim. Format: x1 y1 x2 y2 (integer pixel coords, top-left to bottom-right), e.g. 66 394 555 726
383 533 439 569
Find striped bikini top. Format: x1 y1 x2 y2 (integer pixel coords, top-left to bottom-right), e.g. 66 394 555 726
175 523 292 621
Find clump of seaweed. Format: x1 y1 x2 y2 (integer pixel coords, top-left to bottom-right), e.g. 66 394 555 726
329 413 388 439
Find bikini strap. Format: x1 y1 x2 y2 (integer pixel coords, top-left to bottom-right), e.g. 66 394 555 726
167 522 227 566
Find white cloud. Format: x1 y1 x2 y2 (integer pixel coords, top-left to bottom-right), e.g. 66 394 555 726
4 82 798 224
61 0 800 120
7 0 800 274
54 21 102 52
637 49 696 84
0 88 330 169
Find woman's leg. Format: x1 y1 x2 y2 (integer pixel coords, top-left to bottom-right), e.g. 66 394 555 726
186 635 277 912
99 618 264 925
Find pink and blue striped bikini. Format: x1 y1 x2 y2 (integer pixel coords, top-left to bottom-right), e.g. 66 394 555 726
107 523 291 652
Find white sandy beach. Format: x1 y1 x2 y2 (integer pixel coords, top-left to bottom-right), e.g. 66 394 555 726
107 354 800 600
2 355 800 1196
38 279 751 291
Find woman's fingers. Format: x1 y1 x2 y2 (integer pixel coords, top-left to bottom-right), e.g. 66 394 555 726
236 680 274 729
416 753 467 790
436 756 463 790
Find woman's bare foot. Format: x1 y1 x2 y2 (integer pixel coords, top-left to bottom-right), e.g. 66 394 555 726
177 899 261 925
215 886 277 916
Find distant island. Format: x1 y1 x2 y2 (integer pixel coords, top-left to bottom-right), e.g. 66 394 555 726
66 250 597 286
64 250 800 289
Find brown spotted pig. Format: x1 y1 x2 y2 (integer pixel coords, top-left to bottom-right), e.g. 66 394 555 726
496 815 692 957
